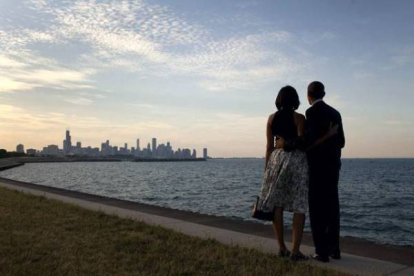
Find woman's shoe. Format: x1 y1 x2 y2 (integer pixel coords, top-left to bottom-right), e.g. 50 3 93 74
277 249 291 258
291 252 309 262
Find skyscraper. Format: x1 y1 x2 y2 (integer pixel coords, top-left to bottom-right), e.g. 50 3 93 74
152 138 157 156
136 139 140 150
203 148 208 159
63 130 72 154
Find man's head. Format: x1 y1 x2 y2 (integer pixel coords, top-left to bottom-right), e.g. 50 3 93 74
307 81 326 104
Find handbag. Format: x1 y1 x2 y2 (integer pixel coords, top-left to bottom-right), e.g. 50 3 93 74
251 196 274 221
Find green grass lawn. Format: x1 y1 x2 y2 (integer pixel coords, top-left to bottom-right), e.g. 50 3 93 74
0 187 347 276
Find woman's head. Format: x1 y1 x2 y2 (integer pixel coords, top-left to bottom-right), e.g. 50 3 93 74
275 85 300 111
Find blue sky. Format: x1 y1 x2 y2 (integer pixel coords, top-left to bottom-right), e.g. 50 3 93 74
1 0 413 157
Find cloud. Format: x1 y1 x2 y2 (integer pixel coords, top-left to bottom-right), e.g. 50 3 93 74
0 52 95 93
0 76 35 92
127 103 157 109
0 56 27 68
0 104 101 130
0 0 307 92
64 97 93 106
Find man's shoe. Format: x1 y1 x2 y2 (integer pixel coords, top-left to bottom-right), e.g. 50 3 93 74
311 254 330 263
330 252 341 260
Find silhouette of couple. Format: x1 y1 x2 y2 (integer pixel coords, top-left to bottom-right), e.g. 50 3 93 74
252 81 345 263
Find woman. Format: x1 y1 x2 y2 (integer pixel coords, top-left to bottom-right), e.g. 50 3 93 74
252 86 337 262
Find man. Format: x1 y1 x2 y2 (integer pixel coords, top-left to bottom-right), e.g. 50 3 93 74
306 81 345 262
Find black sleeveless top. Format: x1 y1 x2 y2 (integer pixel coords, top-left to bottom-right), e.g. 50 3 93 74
271 109 297 140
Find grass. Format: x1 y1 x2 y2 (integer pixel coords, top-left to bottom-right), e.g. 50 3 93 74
0 187 348 276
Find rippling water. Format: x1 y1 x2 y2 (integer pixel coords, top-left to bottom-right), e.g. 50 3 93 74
1 159 413 246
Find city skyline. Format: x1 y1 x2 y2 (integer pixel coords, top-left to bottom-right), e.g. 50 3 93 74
16 129 208 159
1 1 414 157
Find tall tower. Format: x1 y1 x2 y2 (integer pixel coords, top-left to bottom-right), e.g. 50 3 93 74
136 139 140 150
64 130 72 154
203 148 208 159
152 138 157 156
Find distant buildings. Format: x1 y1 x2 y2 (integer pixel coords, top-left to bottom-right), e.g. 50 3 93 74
26 149 37 156
16 144 24 153
42 145 60 156
16 130 209 159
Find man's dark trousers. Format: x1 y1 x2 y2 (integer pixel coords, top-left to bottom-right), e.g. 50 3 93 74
309 164 340 257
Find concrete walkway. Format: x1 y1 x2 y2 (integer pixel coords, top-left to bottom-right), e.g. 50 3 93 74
0 177 413 276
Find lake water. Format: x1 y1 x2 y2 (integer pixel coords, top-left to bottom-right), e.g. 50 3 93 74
1 158 413 247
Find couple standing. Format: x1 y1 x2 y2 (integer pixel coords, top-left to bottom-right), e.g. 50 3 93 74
252 81 345 263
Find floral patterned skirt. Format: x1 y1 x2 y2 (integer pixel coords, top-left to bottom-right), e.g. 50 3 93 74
257 149 309 216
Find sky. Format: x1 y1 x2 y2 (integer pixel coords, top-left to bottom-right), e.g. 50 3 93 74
0 0 414 158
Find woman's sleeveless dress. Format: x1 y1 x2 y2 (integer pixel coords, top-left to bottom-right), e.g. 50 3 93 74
257 110 309 215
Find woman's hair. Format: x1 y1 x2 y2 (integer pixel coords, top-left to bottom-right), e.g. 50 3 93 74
275 85 300 111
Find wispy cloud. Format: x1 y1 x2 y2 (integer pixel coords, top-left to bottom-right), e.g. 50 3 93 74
127 103 158 109
64 97 93 106
0 52 95 93
0 0 308 92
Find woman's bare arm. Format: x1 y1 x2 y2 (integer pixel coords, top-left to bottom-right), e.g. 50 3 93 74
265 114 275 171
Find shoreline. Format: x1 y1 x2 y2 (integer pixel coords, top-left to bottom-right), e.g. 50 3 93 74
0 156 207 164
0 174 412 268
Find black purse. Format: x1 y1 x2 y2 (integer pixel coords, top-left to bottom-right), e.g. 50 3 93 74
251 196 274 221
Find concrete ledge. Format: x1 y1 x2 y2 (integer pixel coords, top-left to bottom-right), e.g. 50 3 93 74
0 177 413 276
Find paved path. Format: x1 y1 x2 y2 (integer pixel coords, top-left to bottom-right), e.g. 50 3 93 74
0 174 413 275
